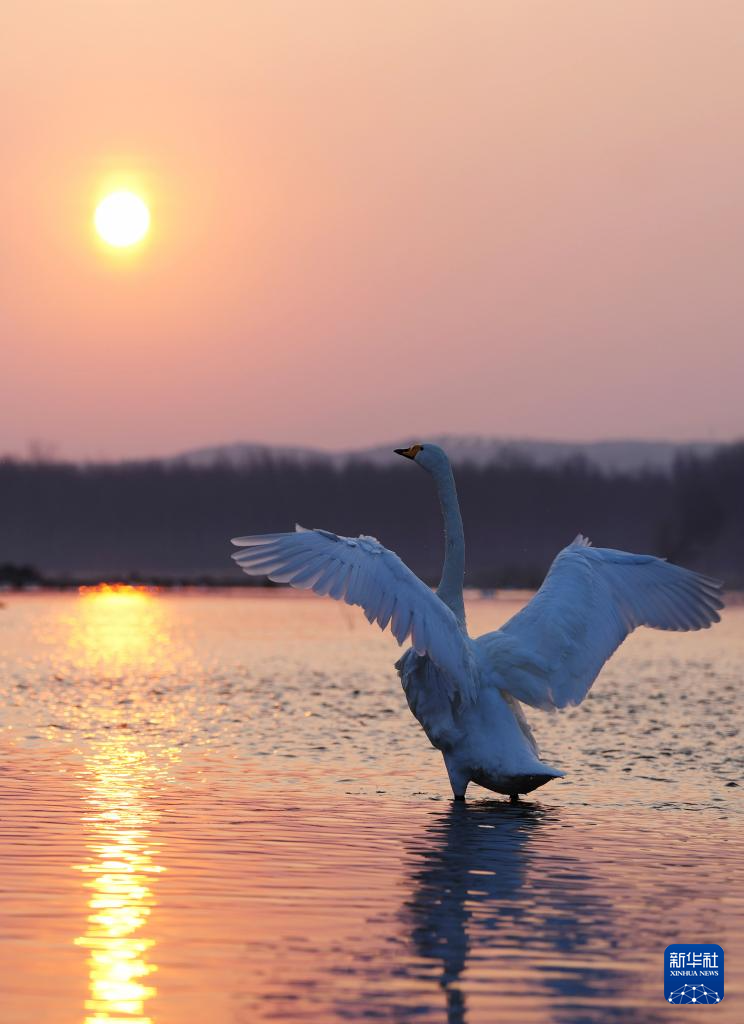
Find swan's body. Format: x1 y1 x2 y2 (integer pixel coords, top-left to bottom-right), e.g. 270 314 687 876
231 443 723 801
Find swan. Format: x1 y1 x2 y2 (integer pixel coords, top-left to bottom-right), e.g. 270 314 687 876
231 443 723 801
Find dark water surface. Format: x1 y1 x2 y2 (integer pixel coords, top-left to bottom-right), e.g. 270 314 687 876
0 590 741 1023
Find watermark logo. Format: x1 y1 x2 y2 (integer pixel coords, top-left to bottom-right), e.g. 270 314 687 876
665 944 724 1004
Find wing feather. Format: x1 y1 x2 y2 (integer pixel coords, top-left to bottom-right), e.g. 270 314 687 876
475 537 723 710
232 526 477 702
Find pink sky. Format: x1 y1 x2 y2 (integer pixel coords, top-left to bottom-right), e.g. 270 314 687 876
2 1 743 460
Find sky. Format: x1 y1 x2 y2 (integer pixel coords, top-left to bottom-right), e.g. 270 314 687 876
2 1 743 460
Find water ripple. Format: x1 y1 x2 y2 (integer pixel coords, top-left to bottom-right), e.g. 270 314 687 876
0 591 741 1022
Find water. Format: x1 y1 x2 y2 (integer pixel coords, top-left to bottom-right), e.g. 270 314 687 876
0 588 741 1023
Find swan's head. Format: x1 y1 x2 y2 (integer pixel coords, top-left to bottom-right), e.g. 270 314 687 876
394 443 450 474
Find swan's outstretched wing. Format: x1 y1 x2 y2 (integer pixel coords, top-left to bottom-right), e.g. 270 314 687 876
475 536 723 710
231 526 477 702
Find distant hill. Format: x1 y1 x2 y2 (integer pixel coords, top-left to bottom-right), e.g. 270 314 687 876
167 436 723 475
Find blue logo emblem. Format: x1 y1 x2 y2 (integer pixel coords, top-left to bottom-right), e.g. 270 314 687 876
665 944 724 1004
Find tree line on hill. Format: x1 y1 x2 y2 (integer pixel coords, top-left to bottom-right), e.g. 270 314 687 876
0 444 742 588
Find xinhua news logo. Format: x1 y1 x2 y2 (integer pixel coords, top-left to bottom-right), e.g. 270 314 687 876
664 944 724 1004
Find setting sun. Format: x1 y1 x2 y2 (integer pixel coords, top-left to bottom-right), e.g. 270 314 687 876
94 191 150 248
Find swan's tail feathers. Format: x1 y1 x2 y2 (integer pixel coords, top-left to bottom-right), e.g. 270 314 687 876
470 764 564 798
505 770 563 797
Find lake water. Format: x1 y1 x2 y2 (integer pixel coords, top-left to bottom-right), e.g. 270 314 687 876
0 589 741 1023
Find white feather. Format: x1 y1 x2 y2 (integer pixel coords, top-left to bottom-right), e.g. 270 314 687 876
232 525 478 703
475 537 723 710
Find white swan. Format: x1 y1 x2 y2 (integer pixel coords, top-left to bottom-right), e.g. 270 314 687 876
231 443 723 801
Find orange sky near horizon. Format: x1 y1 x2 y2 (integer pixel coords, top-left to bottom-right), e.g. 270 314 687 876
2 1 743 460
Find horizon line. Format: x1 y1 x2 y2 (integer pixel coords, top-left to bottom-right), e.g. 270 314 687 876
4 432 741 466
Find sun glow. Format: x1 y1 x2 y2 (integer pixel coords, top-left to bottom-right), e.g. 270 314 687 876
78 583 159 600
94 191 150 248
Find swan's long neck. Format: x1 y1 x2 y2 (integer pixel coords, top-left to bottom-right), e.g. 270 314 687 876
432 461 466 627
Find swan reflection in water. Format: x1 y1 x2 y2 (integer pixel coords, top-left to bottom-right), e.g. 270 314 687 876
402 801 665 1024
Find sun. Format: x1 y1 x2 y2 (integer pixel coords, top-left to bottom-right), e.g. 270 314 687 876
94 190 150 248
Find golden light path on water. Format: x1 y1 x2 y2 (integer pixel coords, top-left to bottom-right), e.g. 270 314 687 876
74 741 161 1024
64 585 182 1024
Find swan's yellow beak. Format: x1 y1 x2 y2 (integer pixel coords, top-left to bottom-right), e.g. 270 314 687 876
394 444 423 460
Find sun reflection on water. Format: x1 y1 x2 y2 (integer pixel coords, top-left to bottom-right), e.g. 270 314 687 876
75 741 163 1024
69 585 182 1024
71 584 166 681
